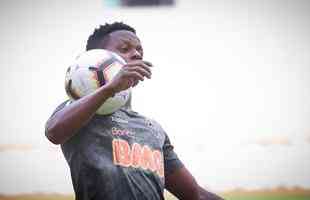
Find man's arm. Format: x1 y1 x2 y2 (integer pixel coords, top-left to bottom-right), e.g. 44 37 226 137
165 167 225 200
45 60 151 145
165 166 199 200
45 85 115 144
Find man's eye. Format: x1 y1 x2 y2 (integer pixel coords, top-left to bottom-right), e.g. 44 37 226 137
120 47 129 52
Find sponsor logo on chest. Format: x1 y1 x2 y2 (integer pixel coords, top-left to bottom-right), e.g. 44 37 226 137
112 138 164 178
111 127 134 137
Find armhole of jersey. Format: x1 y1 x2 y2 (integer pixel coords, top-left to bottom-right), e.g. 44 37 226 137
65 100 72 106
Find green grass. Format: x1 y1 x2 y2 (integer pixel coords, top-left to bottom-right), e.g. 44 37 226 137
222 194 310 200
219 187 310 200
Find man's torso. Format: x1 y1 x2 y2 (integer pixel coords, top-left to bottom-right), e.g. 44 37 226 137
61 107 166 200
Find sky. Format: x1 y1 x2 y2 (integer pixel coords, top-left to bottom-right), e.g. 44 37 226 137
0 0 310 194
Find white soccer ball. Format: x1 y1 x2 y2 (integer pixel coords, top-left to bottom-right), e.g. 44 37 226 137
65 49 131 115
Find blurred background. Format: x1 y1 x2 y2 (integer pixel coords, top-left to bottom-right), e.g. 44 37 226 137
0 0 310 199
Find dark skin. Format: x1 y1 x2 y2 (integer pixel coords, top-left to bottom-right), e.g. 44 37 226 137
46 30 224 200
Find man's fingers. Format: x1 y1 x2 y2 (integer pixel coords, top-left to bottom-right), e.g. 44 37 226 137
125 60 153 76
126 71 144 82
126 66 151 79
143 61 153 67
127 60 153 67
116 60 153 88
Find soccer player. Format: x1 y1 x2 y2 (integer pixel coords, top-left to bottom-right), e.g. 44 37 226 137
45 22 224 200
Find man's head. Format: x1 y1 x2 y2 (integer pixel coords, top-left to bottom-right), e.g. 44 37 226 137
86 22 143 63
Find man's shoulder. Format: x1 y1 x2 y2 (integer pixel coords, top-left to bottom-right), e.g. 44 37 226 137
50 99 72 116
129 110 165 132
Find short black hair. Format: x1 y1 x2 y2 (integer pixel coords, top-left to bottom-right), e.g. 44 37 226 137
86 22 136 50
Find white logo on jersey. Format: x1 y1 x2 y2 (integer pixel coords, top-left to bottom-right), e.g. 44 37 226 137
111 116 128 124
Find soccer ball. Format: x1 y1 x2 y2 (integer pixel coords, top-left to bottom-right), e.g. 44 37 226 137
65 49 131 115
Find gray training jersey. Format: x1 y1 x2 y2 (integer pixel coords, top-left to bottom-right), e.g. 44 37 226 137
46 101 183 200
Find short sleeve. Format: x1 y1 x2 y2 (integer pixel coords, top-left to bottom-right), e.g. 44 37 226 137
45 100 71 134
163 133 184 176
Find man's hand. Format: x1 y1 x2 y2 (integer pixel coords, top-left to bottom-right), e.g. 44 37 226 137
45 60 152 145
107 60 152 94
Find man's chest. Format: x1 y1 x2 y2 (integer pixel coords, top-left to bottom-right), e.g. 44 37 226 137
92 112 165 149
83 112 166 178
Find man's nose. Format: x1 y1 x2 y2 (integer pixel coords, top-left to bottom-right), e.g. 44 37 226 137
130 49 142 60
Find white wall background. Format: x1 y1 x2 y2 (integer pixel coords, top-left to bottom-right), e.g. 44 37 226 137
0 0 310 194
